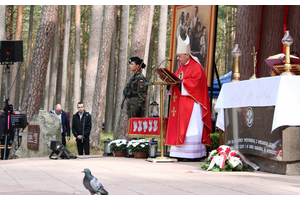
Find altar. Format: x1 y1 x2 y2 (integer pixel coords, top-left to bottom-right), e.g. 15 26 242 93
214 76 300 175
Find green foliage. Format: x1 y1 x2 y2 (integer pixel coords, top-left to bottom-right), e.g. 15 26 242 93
108 139 127 152
221 161 234 171
242 163 254 172
215 5 238 77
67 131 113 155
127 139 150 153
207 132 223 153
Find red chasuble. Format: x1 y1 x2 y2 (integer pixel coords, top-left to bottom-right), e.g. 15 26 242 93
165 58 212 146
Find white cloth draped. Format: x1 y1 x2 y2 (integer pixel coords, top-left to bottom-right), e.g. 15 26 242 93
214 76 300 132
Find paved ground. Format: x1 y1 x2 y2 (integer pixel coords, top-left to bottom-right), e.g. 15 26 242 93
0 155 300 195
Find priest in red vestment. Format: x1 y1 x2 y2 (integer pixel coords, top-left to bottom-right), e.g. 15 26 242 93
165 34 212 160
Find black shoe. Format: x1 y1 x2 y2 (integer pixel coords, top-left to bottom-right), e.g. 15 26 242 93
176 158 201 162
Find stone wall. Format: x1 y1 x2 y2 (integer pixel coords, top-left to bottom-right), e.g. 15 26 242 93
13 110 61 159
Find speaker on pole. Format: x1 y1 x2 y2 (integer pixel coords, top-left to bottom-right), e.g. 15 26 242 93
0 40 23 63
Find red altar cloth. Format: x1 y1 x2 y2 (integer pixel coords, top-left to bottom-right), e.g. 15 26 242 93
128 117 168 138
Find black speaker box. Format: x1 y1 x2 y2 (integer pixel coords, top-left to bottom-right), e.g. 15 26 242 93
0 40 23 63
49 140 77 159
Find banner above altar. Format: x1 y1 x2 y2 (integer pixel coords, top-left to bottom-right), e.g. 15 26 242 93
128 117 168 138
214 76 300 132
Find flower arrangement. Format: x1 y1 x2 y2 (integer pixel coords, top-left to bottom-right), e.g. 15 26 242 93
201 145 259 172
108 139 127 152
127 139 150 153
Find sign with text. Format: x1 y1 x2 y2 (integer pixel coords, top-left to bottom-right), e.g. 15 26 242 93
10 114 27 128
224 106 283 161
128 117 168 138
27 125 40 150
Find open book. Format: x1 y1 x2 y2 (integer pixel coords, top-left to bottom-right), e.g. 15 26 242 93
265 53 300 75
155 68 181 83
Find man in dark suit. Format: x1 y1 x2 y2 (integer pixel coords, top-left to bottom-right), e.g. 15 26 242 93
50 104 70 147
72 102 91 155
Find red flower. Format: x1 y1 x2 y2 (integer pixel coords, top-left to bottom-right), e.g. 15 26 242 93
216 147 222 152
225 148 231 155
229 151 237 157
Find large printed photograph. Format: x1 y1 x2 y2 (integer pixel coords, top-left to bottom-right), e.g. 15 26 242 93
169 5 217 86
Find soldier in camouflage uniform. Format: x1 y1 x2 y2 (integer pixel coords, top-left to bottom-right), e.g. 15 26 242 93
123 57 148 118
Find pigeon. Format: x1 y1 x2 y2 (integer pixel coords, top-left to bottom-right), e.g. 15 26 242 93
82 168 109 195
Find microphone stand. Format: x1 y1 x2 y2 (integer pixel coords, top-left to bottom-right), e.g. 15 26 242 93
293 44 300 56
3 64 10 160
144 59 171 85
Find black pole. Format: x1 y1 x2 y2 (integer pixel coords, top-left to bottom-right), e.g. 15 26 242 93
17 127 19 148
3 64 10 160
210 6 219 109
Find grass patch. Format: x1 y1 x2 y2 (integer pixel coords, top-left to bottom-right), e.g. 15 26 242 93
66 132 113 156
64 133 169 156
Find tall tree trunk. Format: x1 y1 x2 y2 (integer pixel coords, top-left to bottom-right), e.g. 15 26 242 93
61 5 71 109
0 5 5 109
1 5 13 109
113 5 129 135
105 6 118 133
81 6 89 101
43 49 52 111
142 5 154 78
142 5 154 117
257 6 285 78
225 6 229 73
115 5 151 139
235 5 262 80
9 5 24 107
49 16 59 110
6 5 14 40
157 5 168 117
21 5 58 121
23 5 34 108
73 5 81 114
67 6 74 116
145 13 155 118
84 5 103 113
56 5 64 105
91 5 115 147
288 5 300 54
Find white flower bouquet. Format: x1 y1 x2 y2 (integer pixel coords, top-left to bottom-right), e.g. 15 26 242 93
108 139 127 152
127 139 150 153
201 145 259 172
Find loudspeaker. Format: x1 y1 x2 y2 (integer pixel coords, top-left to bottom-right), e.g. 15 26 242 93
0 40 23 63
49 140 77 159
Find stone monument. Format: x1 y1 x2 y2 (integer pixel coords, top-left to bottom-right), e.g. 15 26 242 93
13 110 62 159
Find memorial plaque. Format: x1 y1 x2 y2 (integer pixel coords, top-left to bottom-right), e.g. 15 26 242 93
27 125 39 150
224 106 283 161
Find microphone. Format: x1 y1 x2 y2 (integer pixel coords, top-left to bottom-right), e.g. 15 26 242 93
293 44 300 56
144 59 172 85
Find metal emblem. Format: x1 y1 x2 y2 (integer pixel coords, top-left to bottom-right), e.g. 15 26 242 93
246 107 254 127
178 72 183 79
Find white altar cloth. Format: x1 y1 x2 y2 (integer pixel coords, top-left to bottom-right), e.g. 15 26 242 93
214 76 300 132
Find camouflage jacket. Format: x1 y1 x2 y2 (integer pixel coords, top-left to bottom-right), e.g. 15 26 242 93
124 71 148 103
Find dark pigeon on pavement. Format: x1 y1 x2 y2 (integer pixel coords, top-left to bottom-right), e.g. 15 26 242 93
82 168 109 195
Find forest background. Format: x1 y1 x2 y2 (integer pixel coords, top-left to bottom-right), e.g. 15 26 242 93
1 5 298 149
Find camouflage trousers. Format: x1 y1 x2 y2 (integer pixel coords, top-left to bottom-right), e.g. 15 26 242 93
126 97 146 118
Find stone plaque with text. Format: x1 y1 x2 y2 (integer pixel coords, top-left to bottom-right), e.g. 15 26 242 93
27 125 40 150
224 106 283 161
